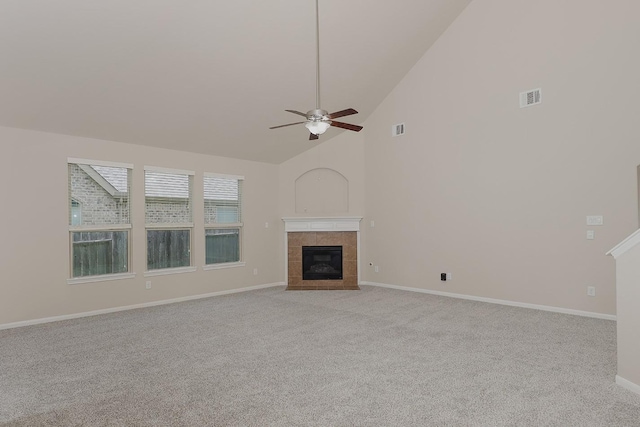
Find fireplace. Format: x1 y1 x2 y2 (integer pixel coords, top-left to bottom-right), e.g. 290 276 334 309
302 246 342 280
283 217 361 290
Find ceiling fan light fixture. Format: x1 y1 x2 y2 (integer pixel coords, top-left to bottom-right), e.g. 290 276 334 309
305 120 330 135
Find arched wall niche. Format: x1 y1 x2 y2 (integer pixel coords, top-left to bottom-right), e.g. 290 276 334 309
295 168 348 214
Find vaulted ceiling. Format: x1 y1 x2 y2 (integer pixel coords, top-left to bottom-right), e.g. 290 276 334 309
0 0 471 163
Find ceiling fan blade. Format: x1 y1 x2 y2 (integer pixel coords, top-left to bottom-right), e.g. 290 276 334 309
330 121 363 132
309 133 319 141
285 110 308 118
327 108 358 119
269 121 306 129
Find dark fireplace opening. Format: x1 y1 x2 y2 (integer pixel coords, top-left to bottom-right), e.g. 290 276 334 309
302 246 343 280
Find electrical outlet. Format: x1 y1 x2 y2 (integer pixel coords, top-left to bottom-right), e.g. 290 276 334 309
145 281 151 290
587 286 596 297
374 266 379 273
446 273 452 280
370 220 375 228
253 268 258 276
586 230 595 240
265 222 269 228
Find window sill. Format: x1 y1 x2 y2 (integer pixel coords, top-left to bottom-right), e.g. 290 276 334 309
67 272 136 285
144 266 197 277
203 261 246 271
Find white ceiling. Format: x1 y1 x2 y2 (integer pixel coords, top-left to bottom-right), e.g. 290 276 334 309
0 0 471 164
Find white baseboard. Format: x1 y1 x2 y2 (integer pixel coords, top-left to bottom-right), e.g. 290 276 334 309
360 281 617 321
0 282 285 331
616 375 640 396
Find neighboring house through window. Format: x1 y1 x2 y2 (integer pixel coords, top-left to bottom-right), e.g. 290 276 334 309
68 159 132 280
71 199 82 226
204 173 244 266
145 167 194 271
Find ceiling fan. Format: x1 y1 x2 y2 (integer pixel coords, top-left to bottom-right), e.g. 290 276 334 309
269 0 363 141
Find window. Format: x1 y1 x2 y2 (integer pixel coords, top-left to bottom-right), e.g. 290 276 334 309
68 159 132 280
204 173 243 266
145 167 194 271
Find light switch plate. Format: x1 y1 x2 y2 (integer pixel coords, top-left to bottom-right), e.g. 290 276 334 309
586 216 603 226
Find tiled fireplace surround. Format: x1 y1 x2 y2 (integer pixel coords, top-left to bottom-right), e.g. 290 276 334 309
283 217 361 291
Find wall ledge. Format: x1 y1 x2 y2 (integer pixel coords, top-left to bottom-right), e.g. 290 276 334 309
360 281 617 321
607 228 640 259
0 282 285 330
282 216 362 232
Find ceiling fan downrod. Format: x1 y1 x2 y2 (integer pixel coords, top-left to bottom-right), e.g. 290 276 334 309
315 0 321 111
268 0 363 139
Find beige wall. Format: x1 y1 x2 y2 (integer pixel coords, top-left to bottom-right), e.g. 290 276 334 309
615 241 640 388
278 130 365 218
0 126 281 325
362 0 640 315
4 0 640 325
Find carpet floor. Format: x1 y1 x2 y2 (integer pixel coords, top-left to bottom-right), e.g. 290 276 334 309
1 285 639 426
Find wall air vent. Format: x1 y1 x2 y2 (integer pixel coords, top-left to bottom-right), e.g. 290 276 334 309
520 88 542 108
392 123 405 137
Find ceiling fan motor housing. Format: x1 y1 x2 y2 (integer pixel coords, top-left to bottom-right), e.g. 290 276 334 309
307 109 329 121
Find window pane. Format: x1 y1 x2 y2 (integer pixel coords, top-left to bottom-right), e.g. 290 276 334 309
69 164 130 226
145 171 192 224
72 231 128 278
147 229 191 270
204 176 242 224
216 206 239 223
205 228 240 264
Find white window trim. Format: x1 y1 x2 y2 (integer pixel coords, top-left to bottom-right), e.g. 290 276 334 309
204 222 243 228
204 172 245 181
69 224 132 232
202 261 246 271
144 165 195 176
145 223 194 230
67 272 136 285
144 266 197 277
67 158 133 169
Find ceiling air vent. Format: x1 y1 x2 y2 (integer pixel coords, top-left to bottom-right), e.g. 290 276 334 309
520 88 542 108
392 123 405 137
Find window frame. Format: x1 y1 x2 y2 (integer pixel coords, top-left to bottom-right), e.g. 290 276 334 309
67 158 135 285
144 166 196 275
203 172 245 269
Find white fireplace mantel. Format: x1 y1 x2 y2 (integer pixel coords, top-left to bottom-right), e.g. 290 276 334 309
282 217 362 232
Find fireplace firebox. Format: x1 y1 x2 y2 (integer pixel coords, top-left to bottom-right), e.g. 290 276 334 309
302 246 343 280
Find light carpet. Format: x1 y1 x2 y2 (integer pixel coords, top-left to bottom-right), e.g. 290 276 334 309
1 285 639 426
